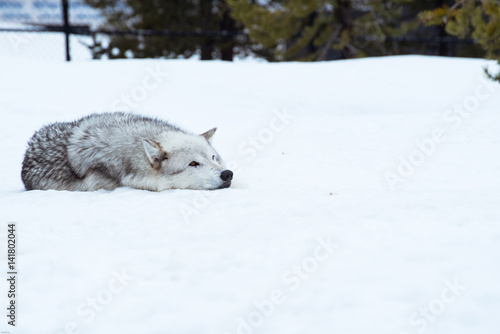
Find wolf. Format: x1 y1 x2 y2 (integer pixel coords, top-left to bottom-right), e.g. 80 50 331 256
21 112 233 191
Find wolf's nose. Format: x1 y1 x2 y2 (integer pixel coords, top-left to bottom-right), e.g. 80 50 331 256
220 170 233 182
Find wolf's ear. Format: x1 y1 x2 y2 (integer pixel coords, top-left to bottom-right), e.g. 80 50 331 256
143 139 167 169
200 127 217 142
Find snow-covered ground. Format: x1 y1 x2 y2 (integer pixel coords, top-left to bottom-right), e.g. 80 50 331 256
1 54 499 334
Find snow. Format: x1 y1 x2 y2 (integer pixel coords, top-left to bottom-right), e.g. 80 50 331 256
1 54 500 334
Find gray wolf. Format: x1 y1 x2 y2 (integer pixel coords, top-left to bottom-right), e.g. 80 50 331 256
21 112 233 191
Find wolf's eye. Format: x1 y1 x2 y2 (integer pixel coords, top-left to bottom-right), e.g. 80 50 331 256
189 161 199 167
212 155 215 160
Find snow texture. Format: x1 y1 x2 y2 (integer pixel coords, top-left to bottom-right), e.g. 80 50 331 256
1 54 500 334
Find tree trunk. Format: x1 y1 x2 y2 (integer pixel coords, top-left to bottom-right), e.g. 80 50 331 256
201 40 214 60
200 0 214 60
437 0 448 56
336 0 355 59
220 8 235 61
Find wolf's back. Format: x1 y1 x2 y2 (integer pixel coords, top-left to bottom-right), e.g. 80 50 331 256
21 113 179 191
21 121 81 190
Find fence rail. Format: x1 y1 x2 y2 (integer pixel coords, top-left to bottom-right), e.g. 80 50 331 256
0 26 246 37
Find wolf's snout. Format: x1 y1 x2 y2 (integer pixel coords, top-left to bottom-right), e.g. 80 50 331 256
220 170 233 182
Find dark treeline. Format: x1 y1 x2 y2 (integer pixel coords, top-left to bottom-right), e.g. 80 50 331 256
84 0 500 80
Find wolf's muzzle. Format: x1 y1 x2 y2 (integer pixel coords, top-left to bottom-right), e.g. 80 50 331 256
220 170 233 182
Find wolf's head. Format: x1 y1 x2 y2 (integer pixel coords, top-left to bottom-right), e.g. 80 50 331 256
142 128 233 190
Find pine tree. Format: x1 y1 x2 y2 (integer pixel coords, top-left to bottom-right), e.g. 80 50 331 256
420 0 500 82
226 0 418 61
83 0 247 60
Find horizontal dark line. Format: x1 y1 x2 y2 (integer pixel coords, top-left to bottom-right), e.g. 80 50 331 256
0 27 246 37
0 27 477 44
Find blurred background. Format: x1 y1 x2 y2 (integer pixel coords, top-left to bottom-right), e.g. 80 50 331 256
0 0 499 78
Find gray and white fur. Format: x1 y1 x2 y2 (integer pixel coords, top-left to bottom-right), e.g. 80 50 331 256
21 112 233 191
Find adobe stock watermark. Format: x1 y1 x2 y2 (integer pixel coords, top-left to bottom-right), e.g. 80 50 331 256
236 107 296 162
110 65 169 111
224 236 338 334
178 107 295 223
55 268 134 334
384 76 498 191
399 278 467 334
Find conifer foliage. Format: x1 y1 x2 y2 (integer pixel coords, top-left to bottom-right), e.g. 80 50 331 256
227 0 417 61
420 0 500 82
